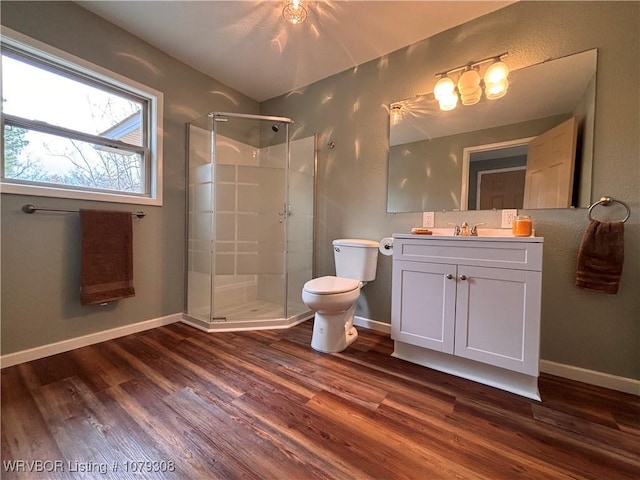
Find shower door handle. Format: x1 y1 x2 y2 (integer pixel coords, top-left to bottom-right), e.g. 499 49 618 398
278 204 293 222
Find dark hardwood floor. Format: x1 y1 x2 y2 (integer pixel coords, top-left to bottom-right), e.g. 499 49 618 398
2 320 639 479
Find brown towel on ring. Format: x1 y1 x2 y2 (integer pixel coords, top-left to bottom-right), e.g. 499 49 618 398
575 220 624 294
80 209 135 305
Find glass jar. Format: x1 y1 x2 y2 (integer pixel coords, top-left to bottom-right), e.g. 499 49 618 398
512 215 532 237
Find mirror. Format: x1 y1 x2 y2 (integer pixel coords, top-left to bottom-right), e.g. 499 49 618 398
387 49 597 213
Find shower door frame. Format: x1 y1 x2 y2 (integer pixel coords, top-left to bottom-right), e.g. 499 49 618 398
183 111 316 332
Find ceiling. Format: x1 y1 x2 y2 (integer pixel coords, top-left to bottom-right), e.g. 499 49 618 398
77 1 514 102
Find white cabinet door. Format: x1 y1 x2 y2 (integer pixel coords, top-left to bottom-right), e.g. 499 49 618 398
391 260 456 352
453 265 541 375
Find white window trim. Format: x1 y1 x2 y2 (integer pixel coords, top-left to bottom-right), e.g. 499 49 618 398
0 27 164 206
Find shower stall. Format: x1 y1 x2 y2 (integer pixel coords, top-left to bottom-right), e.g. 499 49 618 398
183 112 316 331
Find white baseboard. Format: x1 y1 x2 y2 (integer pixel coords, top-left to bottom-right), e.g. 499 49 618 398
540 360 639 396
354 316 391 334
0 313 182 369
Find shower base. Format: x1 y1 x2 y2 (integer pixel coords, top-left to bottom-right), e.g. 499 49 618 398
182 300 312 333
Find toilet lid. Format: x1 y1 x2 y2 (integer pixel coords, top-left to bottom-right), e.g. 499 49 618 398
304 276 360 295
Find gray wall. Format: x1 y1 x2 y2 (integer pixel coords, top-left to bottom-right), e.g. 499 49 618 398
262 1 640 380
0 1 258 353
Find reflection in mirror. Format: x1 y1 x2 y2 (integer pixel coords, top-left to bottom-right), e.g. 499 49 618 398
387 49 597 213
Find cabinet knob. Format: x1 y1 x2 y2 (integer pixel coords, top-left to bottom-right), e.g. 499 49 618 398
459 275 467 281
446 274 454 279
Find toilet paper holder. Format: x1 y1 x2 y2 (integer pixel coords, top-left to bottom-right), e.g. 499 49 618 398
379 237 394 256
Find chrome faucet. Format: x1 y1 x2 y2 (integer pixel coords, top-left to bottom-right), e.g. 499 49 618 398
448 222 487 236
470 223 487 236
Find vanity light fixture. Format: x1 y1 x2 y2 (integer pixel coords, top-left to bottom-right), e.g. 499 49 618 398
434 53 509 111
283 0 308 24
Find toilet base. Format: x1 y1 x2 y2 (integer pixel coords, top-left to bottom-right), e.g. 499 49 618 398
310 309 358 353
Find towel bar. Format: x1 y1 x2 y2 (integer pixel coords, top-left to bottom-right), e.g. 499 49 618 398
22 204 146 218
587 196 630 223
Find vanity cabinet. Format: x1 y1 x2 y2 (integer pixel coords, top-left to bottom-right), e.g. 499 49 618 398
391 235 543 399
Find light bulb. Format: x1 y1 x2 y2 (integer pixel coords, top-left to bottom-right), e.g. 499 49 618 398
485 78 509 99
484 61 509 85
457 68 481 96
461 86 482 106
434 76 455 101
438 91 458 111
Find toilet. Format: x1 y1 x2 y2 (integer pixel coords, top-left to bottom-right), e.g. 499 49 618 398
302 239 379 353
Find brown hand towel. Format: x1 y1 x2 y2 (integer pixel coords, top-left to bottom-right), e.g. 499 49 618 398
575 220 624 294
80 209 135 305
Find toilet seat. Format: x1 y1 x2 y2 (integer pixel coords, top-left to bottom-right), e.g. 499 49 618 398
303 276 360 295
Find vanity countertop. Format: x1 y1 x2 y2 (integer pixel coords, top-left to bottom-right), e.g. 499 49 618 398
393 228 544 243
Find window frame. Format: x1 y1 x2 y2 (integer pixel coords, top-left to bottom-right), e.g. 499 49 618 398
0 28 164 206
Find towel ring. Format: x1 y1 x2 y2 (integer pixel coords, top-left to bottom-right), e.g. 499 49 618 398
587 196 631 223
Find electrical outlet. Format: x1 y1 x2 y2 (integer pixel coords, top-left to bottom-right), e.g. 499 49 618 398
423 211 435 228
501 209 518 228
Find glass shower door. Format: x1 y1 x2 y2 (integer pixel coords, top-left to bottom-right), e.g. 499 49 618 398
186 115 214 323
211 114 288 321
286 135 316 318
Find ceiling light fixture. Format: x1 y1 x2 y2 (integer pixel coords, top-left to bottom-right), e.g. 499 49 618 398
283 0 308 25
390 104 403 125
433 53 509 111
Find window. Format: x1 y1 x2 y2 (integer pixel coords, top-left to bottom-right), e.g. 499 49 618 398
1 29 163 205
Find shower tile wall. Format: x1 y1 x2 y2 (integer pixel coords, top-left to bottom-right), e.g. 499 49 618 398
213 134 273 313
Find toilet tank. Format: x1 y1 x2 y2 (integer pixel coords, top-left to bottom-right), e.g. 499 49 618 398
333 239 379 281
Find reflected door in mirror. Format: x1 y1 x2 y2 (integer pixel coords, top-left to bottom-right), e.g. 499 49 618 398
479 169 525 209
524 117 577 208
